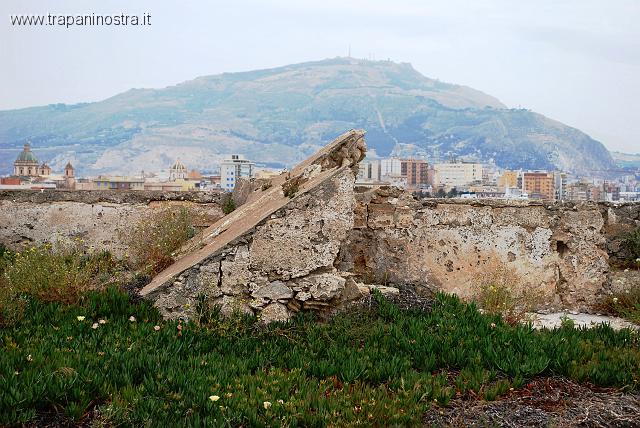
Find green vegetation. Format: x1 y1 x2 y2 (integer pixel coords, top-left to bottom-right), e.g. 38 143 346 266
624 227 640 260
222 195 237 215
0 244 123 328
602 287 640 325
1 284 639 426
282 179 300 199
1 242 639 426
127 207 198 275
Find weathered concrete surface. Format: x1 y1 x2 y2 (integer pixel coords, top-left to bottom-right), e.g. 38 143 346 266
141 130 367 321
336 187 633 311
530 312 638 331
0 190 224 257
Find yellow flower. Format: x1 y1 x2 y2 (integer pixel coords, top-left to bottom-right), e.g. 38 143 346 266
263 401 272 409
77 316 85 321
209 395 220 402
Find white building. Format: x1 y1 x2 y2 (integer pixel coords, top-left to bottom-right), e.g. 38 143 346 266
433 162 483 188
220 154 255 190
380 158 402 179
357 159 382 183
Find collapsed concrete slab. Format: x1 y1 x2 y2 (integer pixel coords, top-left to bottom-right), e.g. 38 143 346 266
140 130 367 322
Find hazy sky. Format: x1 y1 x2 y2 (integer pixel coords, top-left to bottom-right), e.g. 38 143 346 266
1 0 638 152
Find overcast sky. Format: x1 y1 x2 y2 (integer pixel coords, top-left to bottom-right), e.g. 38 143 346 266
1 0 638 152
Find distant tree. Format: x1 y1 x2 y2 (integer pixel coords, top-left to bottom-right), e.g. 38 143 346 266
446 187 458 198
436 188 446 198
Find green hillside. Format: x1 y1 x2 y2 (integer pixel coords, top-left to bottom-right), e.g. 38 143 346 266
0 58 615 176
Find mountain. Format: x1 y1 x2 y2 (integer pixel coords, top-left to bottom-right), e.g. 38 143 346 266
611 151 640 169
0 58 615 176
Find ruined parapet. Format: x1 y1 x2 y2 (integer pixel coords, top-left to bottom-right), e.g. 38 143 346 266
337 187 615 311
0 190 224 257
140 130 367 322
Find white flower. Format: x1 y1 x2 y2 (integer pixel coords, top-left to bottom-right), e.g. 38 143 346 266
98 319 107 325
76 316 85 321
277 399 284 404
209 395 220 402
129 316 136 322
263 401 272 409
91 323 99 329
613 297 619 303
26 354 33 362
154 325 161 331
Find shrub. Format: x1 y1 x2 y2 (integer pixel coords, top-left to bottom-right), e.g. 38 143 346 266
0 244 122 327
222 195 236 214
475 259 539 325
623 227 640 260
601 287 640 324
127 207 198 274
282 179 300 198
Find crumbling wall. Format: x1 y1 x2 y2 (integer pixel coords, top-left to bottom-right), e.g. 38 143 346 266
336 188 619 311
0 190 224 257
142 130 368 322
600 203 640 263
146 167 363 321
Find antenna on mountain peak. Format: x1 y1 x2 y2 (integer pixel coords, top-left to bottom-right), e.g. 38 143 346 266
348 44 351 58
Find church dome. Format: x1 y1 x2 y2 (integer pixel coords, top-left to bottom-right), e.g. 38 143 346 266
171 160 187 170
16 143 38 163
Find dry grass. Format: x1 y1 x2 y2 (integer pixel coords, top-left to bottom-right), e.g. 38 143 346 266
126 207 199 275
475 257 543 325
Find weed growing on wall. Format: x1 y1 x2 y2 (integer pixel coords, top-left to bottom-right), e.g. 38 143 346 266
475 258 541 324
602 287 640 324
222 195 236 214
624 227 640 260
127 207 198 274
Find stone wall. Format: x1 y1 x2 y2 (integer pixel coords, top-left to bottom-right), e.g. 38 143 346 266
336 188 640 311
0 190 224 257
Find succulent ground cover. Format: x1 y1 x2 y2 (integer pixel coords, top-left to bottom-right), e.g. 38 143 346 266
1 286 639 427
